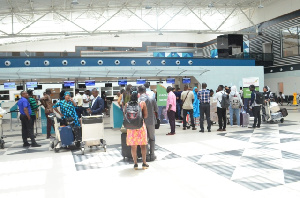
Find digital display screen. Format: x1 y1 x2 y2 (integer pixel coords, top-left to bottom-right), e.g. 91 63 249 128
182 78 191 84
64 81 75 87
85 80 95 86
118 80 127 85
26 82 37 88
166 78 175 84
136 79 146 85
4 82 15 89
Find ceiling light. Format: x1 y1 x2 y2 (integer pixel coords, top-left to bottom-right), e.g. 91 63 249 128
71 0 79 5
145 6 152 9
258 0 264 8
114 34 119 37
158 32 163 35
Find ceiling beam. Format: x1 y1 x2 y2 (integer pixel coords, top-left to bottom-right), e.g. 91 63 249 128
16 11 51 34
215 7 237 31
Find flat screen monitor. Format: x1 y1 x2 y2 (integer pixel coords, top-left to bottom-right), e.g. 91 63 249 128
118 80 127 85
17 85 24 90
136 79 146 85
166 78 175 84
34 85 42 90
4 82 15 89
78 84 86 88
85 80 95 86
105 83 112 87
64 81 75 87
26 82 37 88
182 78 191 84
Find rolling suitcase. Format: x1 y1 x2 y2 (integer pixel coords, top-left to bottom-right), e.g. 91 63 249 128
121 133 132 159
240 112 250 127
280 108 288 117
59 126 74 146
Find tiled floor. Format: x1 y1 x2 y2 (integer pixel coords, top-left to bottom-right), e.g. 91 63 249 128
1 107 300 198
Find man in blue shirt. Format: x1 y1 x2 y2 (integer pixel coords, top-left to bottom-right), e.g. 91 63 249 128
17 91 41 147
197 83 211 132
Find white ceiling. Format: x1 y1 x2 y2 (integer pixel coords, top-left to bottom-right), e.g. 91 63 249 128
0 0 275 45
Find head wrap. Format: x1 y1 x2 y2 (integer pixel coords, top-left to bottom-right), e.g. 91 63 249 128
64 91 71 96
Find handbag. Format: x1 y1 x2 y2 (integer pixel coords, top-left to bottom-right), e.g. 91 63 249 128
155 119 160 129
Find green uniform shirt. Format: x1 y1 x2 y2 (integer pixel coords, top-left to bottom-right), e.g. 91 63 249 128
28 97 39 116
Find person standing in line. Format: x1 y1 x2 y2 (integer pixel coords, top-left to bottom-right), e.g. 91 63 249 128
166 86 176 135
40 89 54 139
138 85 158 161
124 87 149 170
122 84 132 108
174 88 182 120
117 89 125 110
197 83 211 133
229 86 243 127
215 85 227 131
87 88 104 115
74 89 83 118
18 91 41 147
193 87 200 128
27 90 39 137
82 90 90 115
144 82 156 100
181 85 196 130
249 85 261 128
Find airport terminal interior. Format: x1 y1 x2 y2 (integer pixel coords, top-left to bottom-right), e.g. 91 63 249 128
1 0 300 197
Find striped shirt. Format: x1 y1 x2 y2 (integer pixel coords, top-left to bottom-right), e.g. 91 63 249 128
197 89 210 104
28 97 39 116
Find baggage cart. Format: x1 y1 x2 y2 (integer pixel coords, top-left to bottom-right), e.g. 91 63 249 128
81 115 106 155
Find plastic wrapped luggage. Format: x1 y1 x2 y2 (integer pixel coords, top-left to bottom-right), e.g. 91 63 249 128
59 126 74 146
240 112 250 127
81 115 106 154
270 102 280 113
121 133 132 159
271 112 283 120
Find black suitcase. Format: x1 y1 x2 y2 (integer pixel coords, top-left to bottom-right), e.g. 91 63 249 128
280 108 288 117
73 126 82 141
121 133 132 159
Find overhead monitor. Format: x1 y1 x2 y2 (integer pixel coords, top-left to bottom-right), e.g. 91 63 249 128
26 82 38 88
4 82 15 89
105 83 112 87
166 78 175 84
136 79 146 85
17 85 24 90
85 80 95 86
118 79 127 85
64 81 75 87
34 85 42 90
182 78 191 84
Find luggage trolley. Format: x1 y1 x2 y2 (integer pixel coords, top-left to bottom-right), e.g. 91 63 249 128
81 115 106 155
263 101 284 123
48 113 80 153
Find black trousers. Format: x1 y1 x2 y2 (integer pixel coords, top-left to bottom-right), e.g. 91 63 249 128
252 106 261 127
76 106 84 118
30 115 36 136
20 114 36 144
217 107 227 129
200 103 211 130
167 110 176 133
183 109 195 128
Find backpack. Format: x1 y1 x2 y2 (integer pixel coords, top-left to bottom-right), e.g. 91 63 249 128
123 102 143 129
219 92 230 109
255 92 265 105
231 94 240 109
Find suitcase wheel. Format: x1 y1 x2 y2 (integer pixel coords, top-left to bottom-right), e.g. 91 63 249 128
50 142 54 149
280 118 284 123
54 148 60 153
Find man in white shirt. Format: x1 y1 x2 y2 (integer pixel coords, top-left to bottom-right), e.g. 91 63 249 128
181 85 196 130
73 89 83 118
144 82 156 100
214 85 227 131
82 90 90 116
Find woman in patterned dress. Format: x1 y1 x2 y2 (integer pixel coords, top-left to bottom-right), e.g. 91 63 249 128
124 87 149 170
53 92 80 127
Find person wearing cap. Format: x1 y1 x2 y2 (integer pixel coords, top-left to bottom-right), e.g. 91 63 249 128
53 91 80 127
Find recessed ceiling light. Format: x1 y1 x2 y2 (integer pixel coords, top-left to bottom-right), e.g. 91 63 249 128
71 0 79 5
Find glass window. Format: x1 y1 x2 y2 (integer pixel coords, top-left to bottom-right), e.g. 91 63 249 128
282 26 300 58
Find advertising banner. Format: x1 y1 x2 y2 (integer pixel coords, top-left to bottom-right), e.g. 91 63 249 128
243 77 259 99
156 84 169 124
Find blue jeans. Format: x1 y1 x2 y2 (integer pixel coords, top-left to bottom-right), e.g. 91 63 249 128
176 102 181 119
229 106 240 126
